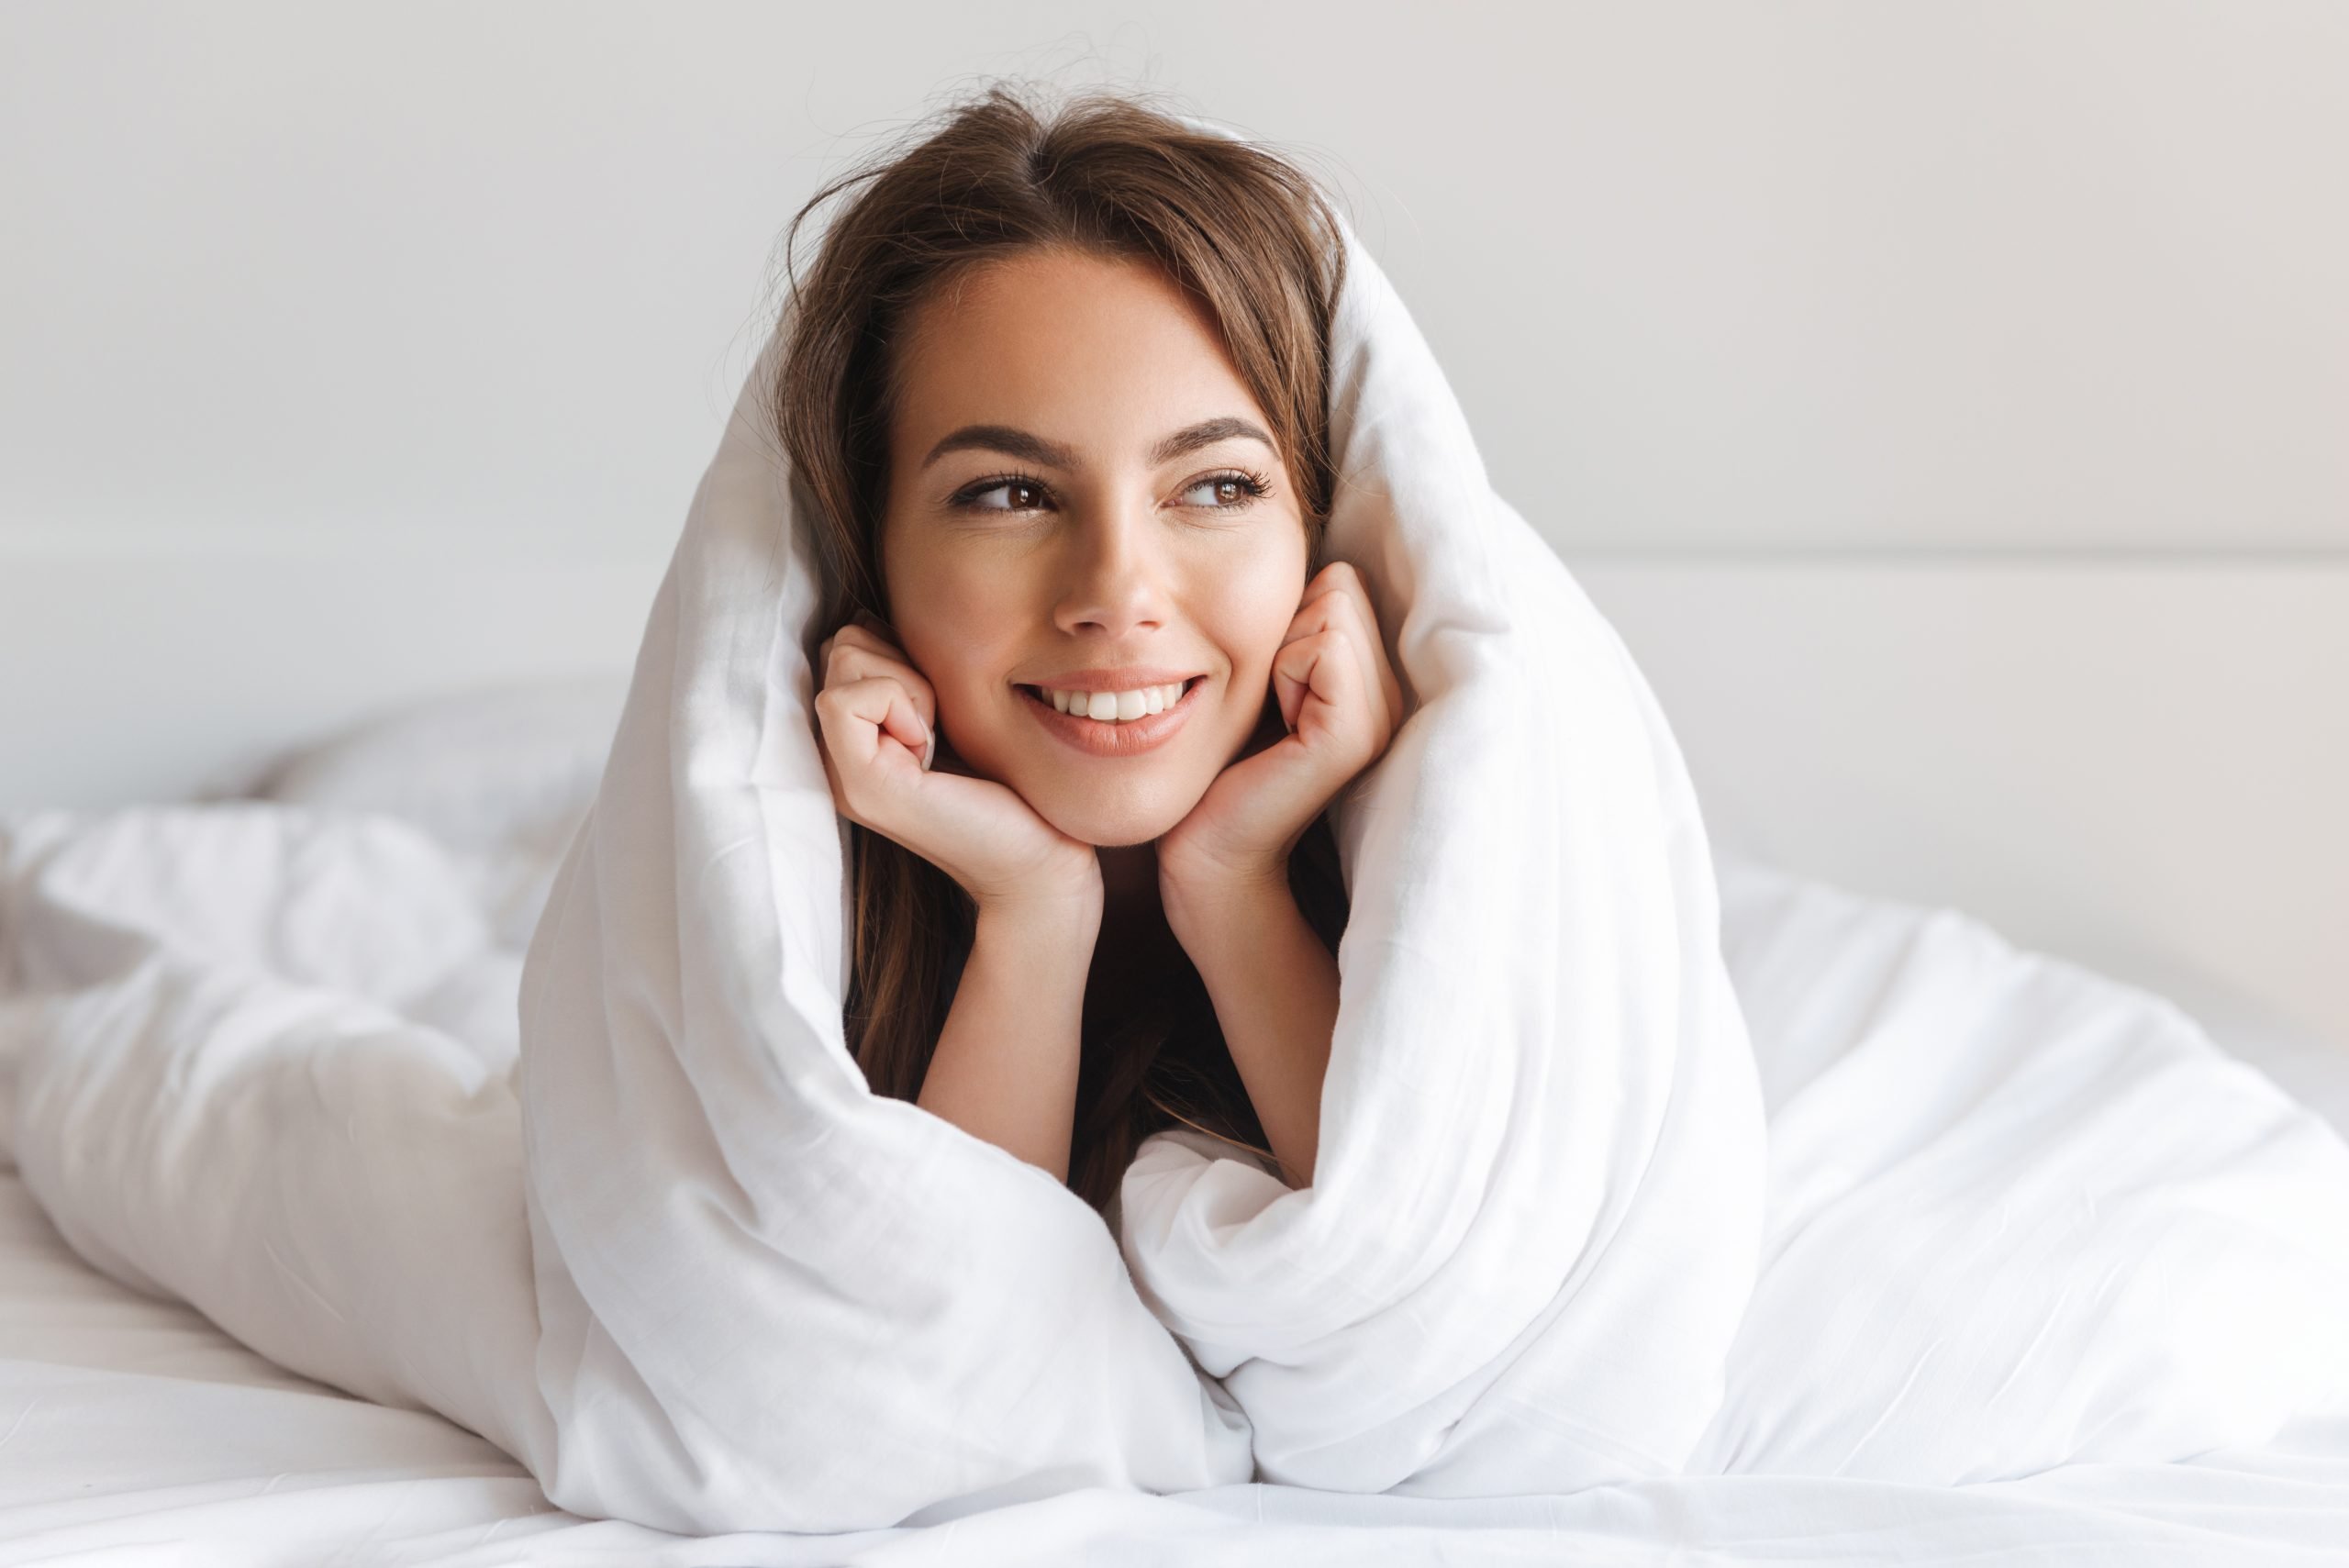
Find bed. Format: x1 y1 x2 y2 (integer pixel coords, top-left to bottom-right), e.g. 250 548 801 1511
4 552 2347 1564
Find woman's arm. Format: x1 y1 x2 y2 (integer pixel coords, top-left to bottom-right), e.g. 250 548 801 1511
1163 873 1339 1189
917 888 1102 1182
1150 561 1397 1188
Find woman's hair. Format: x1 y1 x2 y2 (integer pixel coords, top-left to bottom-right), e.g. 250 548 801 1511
770 81 1353 1213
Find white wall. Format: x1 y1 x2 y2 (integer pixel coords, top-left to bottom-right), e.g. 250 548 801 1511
4 0 2343 560
1575 558 2349 1052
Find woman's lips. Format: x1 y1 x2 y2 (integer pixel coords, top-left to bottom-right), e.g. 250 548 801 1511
1018 677 1204 757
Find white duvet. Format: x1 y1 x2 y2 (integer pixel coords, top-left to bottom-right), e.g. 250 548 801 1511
8 164 2349 1550
8 795 2349 1563
6 788 2349 1562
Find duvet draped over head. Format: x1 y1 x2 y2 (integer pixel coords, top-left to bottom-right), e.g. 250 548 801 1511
510 121 1770 1534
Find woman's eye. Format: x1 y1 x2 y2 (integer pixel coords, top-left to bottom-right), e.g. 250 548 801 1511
959 478 1051 512
1181 472 1267 510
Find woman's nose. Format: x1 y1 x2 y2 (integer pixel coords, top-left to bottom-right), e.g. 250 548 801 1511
1052 496 1170 638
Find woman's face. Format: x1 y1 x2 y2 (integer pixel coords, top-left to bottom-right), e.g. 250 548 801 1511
880 246 1311 848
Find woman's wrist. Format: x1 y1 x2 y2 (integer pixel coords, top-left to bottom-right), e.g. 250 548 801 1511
974 857 1104 933
1159 855 1290 951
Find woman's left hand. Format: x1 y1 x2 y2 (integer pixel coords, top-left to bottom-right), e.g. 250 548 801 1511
1159 561 1405 899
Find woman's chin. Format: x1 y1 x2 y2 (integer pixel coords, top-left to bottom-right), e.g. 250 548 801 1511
1036 793 1200 851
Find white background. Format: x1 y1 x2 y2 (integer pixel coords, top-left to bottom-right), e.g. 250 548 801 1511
5 1 2342 558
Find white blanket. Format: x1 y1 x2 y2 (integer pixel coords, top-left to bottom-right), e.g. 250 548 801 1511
11 804 2349 1560
8 811 2349 1544
9 159 2349 1540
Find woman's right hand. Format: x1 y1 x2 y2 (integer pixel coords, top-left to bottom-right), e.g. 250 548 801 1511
814 617 1101 916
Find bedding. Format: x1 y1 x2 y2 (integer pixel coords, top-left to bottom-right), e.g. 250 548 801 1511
5 793 2349 1563
7 117 2349 1556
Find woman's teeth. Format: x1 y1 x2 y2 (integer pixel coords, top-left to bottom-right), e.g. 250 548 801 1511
1043 682 1188 722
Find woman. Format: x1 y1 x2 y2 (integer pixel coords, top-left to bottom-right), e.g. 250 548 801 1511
775 85 1404 1209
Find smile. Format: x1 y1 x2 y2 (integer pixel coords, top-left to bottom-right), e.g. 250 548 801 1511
1016 676 1205 757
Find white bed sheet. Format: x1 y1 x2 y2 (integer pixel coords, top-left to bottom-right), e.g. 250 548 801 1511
6 688 2349 1565
7 1038 2349 1566
7 1139 2349 1568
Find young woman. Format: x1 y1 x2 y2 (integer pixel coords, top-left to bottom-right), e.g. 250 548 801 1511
772 85 1404 1211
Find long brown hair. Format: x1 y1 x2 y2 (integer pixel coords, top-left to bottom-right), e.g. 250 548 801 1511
769 82 1352 1213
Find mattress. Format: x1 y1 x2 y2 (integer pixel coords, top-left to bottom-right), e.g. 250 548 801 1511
4 681 2347 1566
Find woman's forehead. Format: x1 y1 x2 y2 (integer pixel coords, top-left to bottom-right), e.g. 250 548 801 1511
888 250 1274 464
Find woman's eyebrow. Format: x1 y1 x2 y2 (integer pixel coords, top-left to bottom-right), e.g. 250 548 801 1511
921 425 1073 471
918 416 1276 473
1150 416 1275 465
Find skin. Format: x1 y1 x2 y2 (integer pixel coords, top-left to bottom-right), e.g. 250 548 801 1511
811 246 1402 1191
